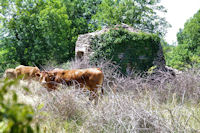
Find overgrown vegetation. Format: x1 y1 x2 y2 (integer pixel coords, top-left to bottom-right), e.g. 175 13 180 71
92 0 170 35
0 0 73 67
6 59 200 133
0 78 39 133
165 9 200 70
0 0 200 132
91 28 160 73
0 0 169 73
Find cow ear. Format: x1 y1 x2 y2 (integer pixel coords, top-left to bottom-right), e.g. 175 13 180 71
54 72 57 76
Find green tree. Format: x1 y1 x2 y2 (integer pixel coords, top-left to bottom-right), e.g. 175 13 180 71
177 9 200 53
0 0 170 72
92 0 170 35
167 44 200 70
177 29 185 45
160 39 175 65
1 0 72 67
62 0 102 33
167 9 200 70
0 0 103 71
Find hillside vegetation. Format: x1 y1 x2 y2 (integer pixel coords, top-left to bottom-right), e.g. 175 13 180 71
0 0 169 74
165 9 200 70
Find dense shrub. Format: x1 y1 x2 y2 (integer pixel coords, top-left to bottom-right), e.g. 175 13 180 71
166 43 200 70
0 0 73 67
0 78 39 133
90 28 160 74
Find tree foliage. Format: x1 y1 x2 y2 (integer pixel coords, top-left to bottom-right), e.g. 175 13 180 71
160 39 174 65
166 44 200 70
62 0 102 33
0 0 169 73
0 0 103 72
1 0 72 67
92 0 170 35
177 9 200 53
167 9 200 70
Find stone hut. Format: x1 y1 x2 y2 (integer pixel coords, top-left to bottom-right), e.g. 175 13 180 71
75 24 167 73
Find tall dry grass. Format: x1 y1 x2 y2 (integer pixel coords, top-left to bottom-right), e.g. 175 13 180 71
8 59 200 132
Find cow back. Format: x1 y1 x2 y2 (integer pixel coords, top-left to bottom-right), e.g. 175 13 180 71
4 68 17 79
15 65 40 79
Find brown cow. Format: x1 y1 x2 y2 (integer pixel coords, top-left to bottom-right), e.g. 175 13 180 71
15 65 40 80
4 68 17 79
38 68 104 105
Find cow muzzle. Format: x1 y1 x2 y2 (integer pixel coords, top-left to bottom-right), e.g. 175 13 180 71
41 79 47 84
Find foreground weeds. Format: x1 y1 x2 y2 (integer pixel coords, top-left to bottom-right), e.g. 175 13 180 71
7 59 200 132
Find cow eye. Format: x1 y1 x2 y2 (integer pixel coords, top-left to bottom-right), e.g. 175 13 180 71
49 76 55 80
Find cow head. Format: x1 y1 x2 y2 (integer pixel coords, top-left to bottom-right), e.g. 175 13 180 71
36 71 55 84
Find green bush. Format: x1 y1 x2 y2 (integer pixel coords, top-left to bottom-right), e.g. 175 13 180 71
166 44 200 70
0 0 73 67
0 78 39 133
90 28 160 73
166 9 200 70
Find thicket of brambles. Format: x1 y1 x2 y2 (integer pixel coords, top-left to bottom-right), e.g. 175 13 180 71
0 78 39 133
1 59 200 132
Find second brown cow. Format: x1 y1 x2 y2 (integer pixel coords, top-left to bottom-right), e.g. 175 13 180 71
15 65 40 80
37 68 104 105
